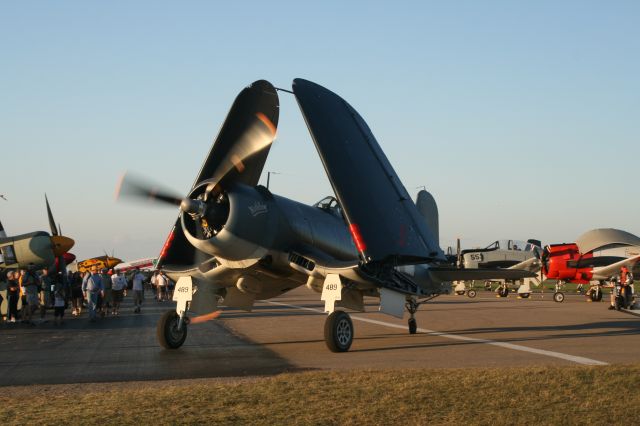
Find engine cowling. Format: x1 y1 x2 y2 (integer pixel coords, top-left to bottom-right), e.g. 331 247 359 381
181 183 278 261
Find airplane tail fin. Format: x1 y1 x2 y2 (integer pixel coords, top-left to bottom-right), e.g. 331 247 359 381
415 190 439 248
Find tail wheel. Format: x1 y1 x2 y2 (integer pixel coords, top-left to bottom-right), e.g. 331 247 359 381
519 293 530 299
498 287 509 298
324 311 353 352
408 318 417 334
553 292 565 303
157 310 188 349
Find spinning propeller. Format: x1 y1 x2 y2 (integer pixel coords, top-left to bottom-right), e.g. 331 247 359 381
116 80 279 268
116 111 276 219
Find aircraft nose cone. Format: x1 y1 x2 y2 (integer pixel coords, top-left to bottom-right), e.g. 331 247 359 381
51 235 74 256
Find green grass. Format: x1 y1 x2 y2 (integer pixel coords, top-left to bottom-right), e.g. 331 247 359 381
1 365 639 425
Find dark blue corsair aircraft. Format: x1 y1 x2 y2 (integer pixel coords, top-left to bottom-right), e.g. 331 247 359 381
118 79 533 352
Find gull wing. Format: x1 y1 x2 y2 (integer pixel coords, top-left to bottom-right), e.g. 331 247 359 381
293 78 443 265
159 80 279 270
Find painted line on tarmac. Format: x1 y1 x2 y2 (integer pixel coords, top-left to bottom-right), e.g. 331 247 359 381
265 301 608 366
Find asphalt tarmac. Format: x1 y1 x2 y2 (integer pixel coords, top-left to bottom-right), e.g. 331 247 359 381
2 287 640 386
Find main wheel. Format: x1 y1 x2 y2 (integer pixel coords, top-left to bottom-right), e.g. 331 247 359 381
408 318 417 334
590 290 603 302
324 311 354 352
553 292 565 303
519 293 530 299
467 289 477 298
498 287 509 298
157 310 188 349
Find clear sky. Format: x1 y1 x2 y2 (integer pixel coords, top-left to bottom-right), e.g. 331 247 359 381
1 1 638 261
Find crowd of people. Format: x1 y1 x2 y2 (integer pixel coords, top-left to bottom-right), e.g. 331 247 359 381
0 265 173 325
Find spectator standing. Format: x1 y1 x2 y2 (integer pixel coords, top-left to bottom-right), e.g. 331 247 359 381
100 268 113 316
53 288 66 326
82 266 104 322
132 268 145 313
20 266 39 325
110 270 127 315
156 270 168 301
6 271 20 323
39 267 53 322
0 272 4 323
71 272 84 316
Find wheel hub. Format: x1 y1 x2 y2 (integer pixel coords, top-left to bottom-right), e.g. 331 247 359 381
336 318 352 346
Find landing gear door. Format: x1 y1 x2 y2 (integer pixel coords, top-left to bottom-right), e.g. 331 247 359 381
173 276 193 315
379 288 405 318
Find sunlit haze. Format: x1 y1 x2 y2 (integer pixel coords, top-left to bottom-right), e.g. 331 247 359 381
1 1 638 261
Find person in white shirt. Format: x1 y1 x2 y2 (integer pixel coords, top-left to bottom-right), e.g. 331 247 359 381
110 270 127 315
132 268 145 313
156 270 169 301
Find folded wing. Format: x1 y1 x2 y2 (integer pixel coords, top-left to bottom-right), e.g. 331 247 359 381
293 78 443 266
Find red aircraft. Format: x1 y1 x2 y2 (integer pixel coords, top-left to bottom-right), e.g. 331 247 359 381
542 228 640 302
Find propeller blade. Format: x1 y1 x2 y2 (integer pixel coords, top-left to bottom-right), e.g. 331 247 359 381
190 310 222 324
115 172 184 207
206 112 277 194
45 194 59 236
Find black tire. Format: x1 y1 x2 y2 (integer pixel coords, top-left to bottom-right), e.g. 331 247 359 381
498 287 509 298
622 287 633 309
519 293 530 299
615 296 622 311
467 289 477 298
408 318 417 334
324 311 353 352
157 310 187 349
590 290 603 302
455 291 465 296
553 292 565 303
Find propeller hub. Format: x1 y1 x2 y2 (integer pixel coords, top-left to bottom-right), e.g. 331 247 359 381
180 199 206 217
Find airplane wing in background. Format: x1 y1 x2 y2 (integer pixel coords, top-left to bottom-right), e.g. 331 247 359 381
507 257 541 272
428 266 537 282
293 78 443 266
592 255 640 280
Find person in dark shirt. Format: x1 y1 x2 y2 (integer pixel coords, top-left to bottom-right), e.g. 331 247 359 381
6 270 20 323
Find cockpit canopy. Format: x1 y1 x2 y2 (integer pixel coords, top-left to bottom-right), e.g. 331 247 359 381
313 196 344 219
485 239 541 253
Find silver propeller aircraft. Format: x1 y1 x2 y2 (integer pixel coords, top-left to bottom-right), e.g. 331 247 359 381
0 196 74 271
118 79 534 352
454 239 543 298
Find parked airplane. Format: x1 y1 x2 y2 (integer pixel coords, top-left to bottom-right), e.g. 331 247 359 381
0 196 74 271
118 79 534 352
114 257 157 273
542 228 640 302
75 255 123 273
453 239 543 298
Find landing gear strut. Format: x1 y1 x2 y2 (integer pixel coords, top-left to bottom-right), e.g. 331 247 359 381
157 310 189 349
406 298 419 334
553 280 565 303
